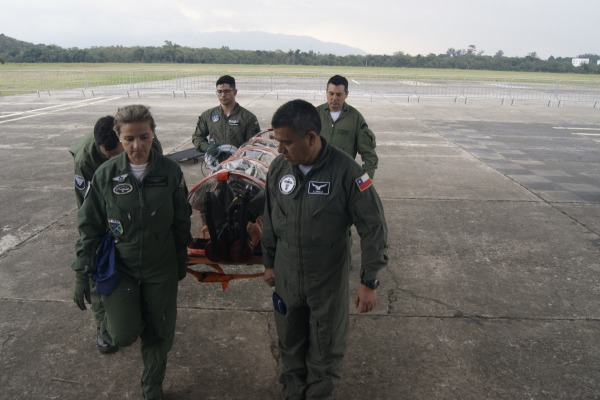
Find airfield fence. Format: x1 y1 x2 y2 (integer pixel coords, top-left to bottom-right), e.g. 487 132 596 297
1 70 600 106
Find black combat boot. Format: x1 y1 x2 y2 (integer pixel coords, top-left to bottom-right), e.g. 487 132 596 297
96 330 118 354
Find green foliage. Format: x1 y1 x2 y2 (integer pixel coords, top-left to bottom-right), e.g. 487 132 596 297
0 34 598 74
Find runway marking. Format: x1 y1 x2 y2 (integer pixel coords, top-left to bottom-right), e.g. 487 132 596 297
0 96 122 124
0 98 102 119
0 145 69 150
571 132 600 136
378 140 455 147
553 126 600 131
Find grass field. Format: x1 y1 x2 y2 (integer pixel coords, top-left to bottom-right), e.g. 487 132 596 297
2 62 600 81
1 63 599 94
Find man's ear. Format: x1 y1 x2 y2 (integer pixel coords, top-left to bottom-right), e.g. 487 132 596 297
307 131 319 144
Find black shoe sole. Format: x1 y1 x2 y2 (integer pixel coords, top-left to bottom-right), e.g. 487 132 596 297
97 344 118 354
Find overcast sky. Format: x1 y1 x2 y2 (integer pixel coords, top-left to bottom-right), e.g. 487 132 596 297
1 0 598 59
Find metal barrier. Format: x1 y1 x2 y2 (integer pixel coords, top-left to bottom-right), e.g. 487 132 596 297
1 70 600 105
556 80 600 103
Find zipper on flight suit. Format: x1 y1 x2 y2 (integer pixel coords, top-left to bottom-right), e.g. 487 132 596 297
131 176 145 279
295 174 306 301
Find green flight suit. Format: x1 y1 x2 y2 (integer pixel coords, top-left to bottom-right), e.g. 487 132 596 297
69 132 164 329
74 149 191 398
262 138 388 400
316 102 378 179
192 103 260 153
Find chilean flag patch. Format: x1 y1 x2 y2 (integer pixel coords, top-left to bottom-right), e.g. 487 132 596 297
355 173 372 192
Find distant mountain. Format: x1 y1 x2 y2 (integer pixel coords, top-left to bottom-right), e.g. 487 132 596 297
173 31 368 56
0 34 38 54
0 32 367 58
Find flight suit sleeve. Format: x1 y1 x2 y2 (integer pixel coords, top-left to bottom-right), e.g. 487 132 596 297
244 113 261 143
74 187 85 208
261 175 277 269
171 170 192 279
73 174 107 272
356 116 378 179
348 176 388 281
192 114 210 153
74 162 93 209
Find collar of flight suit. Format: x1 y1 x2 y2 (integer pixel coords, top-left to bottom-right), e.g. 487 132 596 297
113 147 160 181
289 136 333 189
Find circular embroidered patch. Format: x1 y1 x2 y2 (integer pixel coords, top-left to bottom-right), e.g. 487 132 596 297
113 183 134 195
279 175 296 195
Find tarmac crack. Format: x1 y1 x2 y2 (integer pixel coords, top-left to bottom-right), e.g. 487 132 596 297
389 286 465 317
384 286 600 322
265 313 281 379
0 207 77 257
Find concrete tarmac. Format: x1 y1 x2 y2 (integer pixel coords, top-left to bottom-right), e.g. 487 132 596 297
0 92 599 400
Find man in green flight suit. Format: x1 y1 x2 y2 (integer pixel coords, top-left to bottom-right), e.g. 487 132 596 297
192 75 261 159
316 75 378 179
69 115 163 354
262 99 388 400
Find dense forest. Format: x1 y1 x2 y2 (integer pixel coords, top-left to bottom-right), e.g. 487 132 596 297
1 34 599 74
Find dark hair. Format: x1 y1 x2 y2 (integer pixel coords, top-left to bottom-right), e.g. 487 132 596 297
327 74 349 91
93 115 119 151
271 99 321 137
216 75 236 88
113 105 156 135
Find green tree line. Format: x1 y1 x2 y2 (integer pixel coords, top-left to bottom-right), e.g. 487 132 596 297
1 34 599 74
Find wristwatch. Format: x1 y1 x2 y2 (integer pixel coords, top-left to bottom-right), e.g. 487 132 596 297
360 279 380 290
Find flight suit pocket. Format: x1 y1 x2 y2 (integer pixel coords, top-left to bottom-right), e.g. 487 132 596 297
359 129 376 148
335 129 353 153
311 192 338 217
310 313 332 359
309 193 348 244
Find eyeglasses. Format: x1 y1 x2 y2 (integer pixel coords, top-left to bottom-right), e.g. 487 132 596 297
216 89 234 95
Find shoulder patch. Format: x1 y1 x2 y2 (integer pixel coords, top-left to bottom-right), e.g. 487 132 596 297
75 175 86 191
355 173 372 192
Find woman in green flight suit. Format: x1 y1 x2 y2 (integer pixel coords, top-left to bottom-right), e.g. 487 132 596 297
72 105 191 400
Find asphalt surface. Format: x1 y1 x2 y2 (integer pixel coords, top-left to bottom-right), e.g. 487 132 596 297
0 92 599 400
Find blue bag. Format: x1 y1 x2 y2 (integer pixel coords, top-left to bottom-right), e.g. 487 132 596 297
91 231 118 296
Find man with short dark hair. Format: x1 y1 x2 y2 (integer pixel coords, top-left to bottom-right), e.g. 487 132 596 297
70 116 122 207
192 75 261 156
262 99 388 399
70 115 122 353
316 74 378 178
